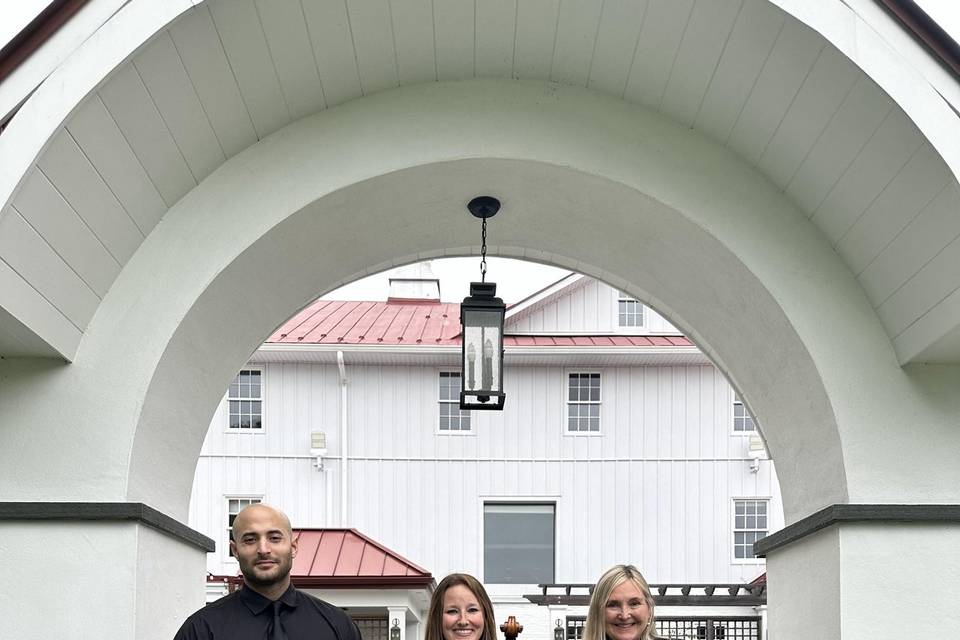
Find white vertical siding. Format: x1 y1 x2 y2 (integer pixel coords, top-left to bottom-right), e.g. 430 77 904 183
191 359 781 584
509 279 680 334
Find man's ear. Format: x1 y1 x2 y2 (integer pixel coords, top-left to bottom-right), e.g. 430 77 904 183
290 535 298 558
229 538 237 557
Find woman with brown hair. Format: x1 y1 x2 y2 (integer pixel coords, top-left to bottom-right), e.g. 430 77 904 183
424 574 498 640
584 565 658 640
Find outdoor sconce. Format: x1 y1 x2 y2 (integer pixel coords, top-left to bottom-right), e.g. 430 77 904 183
554 619 564 640
460 196 506 411
390 619 401 640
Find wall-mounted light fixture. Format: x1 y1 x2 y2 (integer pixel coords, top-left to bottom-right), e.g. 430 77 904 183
310 431 327 471
460 196 506 411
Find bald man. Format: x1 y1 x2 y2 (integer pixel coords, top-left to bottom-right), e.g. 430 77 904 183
174 503 362 640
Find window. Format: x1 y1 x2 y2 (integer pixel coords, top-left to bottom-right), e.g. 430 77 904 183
567 373 600 432
566 617 586 640
229 369 262 429
354 618 389 640
733 499 768 560
484 503 555 583
227 497 261 557
617 291 644 327
732 394 755 432
656 618 760 640
439 372 471 431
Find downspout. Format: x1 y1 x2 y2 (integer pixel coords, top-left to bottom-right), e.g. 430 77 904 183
337 351 348 526
324 456 333 526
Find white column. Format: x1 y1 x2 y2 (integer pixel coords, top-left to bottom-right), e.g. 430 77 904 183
754 605 767 640
547 605 568 640
406 618 421 640
766 521 960 639
0 520 206 640
388 606 408 640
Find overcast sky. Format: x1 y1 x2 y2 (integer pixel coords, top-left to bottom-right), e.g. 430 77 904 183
323 257 570 304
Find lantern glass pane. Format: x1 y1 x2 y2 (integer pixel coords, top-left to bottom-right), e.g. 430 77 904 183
462 309 502 394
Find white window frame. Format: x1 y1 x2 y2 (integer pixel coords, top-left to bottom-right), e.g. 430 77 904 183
480 498 558 584
731 498 769 564
732 392 756 435
437 370 473 434
225 367 265 433
564 370 602 436
224 495 263 561
615 290 646 329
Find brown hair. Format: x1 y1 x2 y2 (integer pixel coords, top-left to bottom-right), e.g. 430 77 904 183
425 574 498 640
584 565 657 640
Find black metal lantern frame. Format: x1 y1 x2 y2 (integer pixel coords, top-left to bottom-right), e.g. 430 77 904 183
460 196 507 410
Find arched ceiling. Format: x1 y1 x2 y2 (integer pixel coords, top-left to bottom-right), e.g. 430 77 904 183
1 0 959 363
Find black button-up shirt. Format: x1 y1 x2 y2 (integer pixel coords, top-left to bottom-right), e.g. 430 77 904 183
174 584 361 640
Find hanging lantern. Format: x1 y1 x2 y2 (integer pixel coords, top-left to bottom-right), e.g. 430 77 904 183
460 196 506 411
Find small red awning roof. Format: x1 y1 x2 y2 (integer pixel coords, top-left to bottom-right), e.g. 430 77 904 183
290 528 434 589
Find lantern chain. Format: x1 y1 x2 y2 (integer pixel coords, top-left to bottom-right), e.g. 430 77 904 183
480 216 488 283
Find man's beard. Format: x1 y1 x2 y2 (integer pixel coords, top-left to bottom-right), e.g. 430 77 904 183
240 556 292 587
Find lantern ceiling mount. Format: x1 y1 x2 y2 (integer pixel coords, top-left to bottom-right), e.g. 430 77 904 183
467 196 501 219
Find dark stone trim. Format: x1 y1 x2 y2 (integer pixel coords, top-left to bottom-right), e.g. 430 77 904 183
0 502 215 552
753 504 960 556
876 0 960 82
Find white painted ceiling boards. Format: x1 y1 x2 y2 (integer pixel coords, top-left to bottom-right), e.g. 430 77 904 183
1 0 959 363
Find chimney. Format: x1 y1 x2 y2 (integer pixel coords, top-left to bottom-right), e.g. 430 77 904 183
387 262 441 303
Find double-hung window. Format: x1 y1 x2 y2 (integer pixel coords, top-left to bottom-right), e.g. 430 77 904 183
228 369 262 430
567 372 601 432
733 499 768 560
732 394 755 432
617 291 644 328
227 497 261 557
439 371 470 432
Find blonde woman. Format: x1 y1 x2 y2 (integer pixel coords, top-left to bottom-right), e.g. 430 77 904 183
584 565 657 640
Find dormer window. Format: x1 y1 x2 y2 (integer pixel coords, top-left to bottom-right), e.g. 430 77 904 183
618 291 644 327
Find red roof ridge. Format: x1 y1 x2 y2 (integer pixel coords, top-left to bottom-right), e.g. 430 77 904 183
386 297 444 305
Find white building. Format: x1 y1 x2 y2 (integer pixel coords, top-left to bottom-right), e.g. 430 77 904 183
189 270 783 640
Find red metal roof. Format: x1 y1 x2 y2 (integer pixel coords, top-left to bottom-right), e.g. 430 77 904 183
270 301 462 345
208 528 434 591
267 300 694 347
290 528 434 588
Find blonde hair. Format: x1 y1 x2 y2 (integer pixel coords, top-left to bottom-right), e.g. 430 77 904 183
425 574 498 640
584 565 657 640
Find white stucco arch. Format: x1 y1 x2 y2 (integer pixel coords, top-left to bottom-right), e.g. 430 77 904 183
1 2 960 638
6 79 959 526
